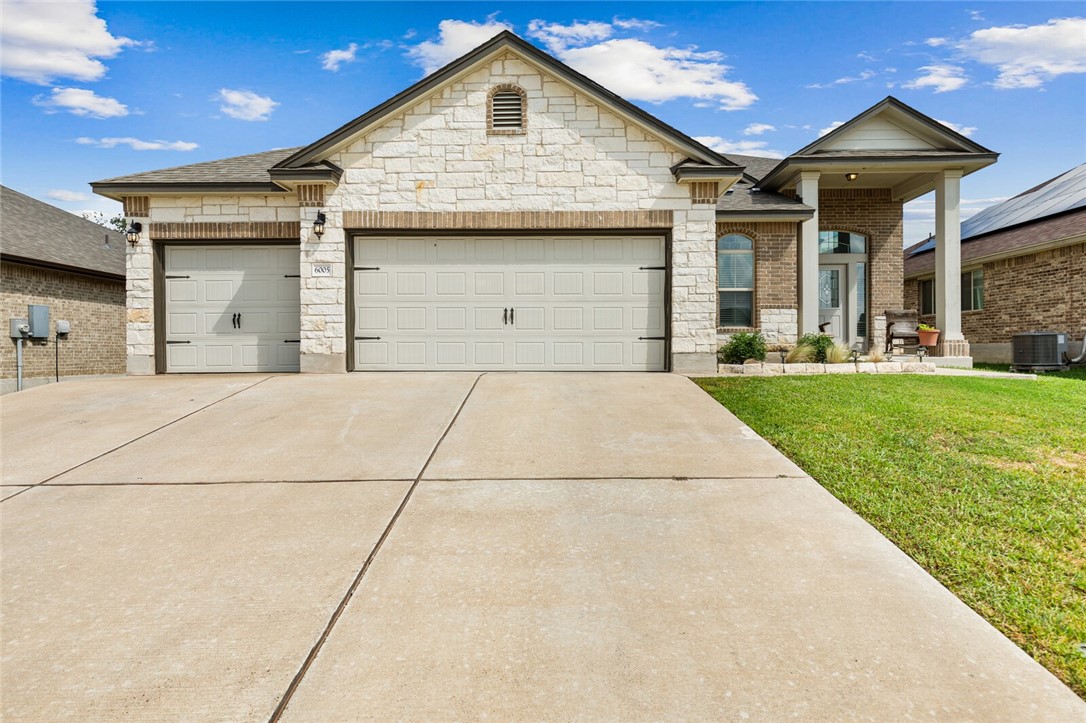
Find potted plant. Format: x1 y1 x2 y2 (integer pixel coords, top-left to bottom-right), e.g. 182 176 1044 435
917 322 940 347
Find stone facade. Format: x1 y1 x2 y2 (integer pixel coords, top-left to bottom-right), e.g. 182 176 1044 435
1 261 125 386
905 241 1085 361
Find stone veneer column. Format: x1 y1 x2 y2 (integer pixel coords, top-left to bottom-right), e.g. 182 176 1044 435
124 212 154 375
670 206 718 373
299 206 347 373
935 169 968 356
797 172 821 336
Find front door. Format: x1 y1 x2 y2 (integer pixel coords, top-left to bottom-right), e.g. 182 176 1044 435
818 265 846 342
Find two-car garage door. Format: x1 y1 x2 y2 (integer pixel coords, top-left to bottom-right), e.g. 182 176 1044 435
353 235 667 371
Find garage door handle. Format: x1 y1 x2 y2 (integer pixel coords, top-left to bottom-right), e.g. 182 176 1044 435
166 340 191 344
284 339 300 343
283 274 301 278
638 336 666 341
510 308 514 324
503 308 508 325
165 275 190 279
639 266 666 271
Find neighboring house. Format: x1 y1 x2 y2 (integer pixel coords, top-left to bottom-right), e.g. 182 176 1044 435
904 164 1086 363
1 186 126 392
91 31 996 375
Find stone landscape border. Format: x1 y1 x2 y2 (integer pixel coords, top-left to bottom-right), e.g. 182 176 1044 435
716 361 936 376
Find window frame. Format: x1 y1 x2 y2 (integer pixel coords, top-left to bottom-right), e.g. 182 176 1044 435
962 268 984 311
717 233 755 329
487 85 527 135
920 278 935 316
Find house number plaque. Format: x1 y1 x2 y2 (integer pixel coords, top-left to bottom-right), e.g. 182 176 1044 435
312 265 332 277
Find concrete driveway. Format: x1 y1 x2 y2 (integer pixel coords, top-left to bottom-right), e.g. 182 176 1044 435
2 373 1082 720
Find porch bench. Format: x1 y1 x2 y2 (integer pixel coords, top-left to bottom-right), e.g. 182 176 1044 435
885 309 920 353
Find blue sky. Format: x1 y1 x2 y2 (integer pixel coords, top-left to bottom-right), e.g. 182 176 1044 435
2 1 1083 244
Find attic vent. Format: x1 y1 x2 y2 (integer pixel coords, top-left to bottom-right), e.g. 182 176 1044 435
488 86 526 134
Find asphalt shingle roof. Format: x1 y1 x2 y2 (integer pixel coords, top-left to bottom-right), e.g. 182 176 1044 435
95 147 302 185
720 153 782 182
716 180 813 215
1 186 125 277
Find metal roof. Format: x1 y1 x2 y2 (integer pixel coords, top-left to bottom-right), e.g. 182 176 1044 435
0 185 125 278
960 163 1086 240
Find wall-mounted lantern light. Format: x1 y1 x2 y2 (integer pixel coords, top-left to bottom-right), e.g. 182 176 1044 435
845 172 859 182
125 221 142 246
313 211 326 239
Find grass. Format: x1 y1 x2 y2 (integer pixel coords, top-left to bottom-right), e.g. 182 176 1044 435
695 371 1086 697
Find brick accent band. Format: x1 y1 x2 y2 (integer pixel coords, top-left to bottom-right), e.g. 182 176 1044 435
297 184 325 207
122 196 150 217
690 181 719 205
342 210 675 230
149 221 301 240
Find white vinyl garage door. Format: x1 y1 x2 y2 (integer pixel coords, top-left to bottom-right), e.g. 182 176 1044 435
164 245 301 372
353 235 667 371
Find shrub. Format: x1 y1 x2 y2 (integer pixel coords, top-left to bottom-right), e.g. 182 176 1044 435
786 343 815 363
718 332 767 364
825 342 853 363
865 346 886 363
797 333 836 363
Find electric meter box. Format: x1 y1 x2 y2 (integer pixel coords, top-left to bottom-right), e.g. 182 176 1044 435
56 320 71 335
28 305 50 338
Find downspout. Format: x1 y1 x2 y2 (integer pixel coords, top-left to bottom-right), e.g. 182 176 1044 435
1068 331 1086 364
15 337 24 392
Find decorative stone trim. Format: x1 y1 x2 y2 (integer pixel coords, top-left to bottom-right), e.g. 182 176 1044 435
342 210 674 230
716 222 797 237
935 338 971 357
716 361 935 375
297 184 325 207
122 196 150 217
148 221 301 240
486 84 527 135
690 181 719 205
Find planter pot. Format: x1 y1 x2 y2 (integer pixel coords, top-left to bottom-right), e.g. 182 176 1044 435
918 329 940 347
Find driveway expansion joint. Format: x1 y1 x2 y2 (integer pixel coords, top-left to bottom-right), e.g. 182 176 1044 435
1 375 274 503
268 372 485 722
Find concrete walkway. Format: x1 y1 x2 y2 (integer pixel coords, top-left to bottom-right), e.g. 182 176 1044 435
2 374 1082 720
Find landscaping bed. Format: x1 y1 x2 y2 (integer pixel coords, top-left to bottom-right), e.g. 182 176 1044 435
695 371 1086 697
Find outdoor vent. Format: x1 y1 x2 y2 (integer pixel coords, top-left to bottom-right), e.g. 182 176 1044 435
491 91 524 128
1011 332 1068 371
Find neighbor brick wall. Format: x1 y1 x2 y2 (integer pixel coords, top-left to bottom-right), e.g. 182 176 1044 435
818 188 903 343
906 241 1085 344
1 262 125 379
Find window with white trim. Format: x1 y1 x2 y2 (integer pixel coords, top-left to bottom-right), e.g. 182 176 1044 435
717 234 754 327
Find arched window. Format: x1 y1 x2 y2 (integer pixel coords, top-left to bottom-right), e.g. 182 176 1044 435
717 234 754 327
818 230 867 254
488 86 526 134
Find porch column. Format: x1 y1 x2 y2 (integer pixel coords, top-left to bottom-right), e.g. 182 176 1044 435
797 171 821 335
934 169 968 356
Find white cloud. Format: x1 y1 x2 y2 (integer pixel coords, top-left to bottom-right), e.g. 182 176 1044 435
527 19 613 53
925 37 948 47
857 51 878 62
934 118 978 137
216 88 279 121
903 64 968 92
957 17 1086 89
0 0 136 84
407 19 512 74
968 9 986 22
76 136 199 151
806 70 877 89
47 189 91 202
556 38 757 110
694 135 784 159
32 87 128 118
743 123 776 136
321 43 358 71
612 18 662 31
818 120 846 137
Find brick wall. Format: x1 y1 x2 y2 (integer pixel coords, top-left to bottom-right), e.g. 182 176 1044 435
1 262 125 379
906 241 1085 344
819 188 903 346
715 221 798 343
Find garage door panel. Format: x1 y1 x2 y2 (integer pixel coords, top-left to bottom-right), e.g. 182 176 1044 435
352 236 666 371
164 245 300 373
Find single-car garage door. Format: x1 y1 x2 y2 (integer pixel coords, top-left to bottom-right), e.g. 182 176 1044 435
164 245 300 372
353 235 667 371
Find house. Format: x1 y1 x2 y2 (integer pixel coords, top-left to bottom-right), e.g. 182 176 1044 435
91 31 996 375
1 186 126 393
904 164 1085 363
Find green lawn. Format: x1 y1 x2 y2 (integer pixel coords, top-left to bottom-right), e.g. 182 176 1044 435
695 370 1086 697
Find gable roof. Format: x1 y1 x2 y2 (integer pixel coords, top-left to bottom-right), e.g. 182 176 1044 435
720 153 783 183
274 30 737 171
1 185 125 279
92 148 302 198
